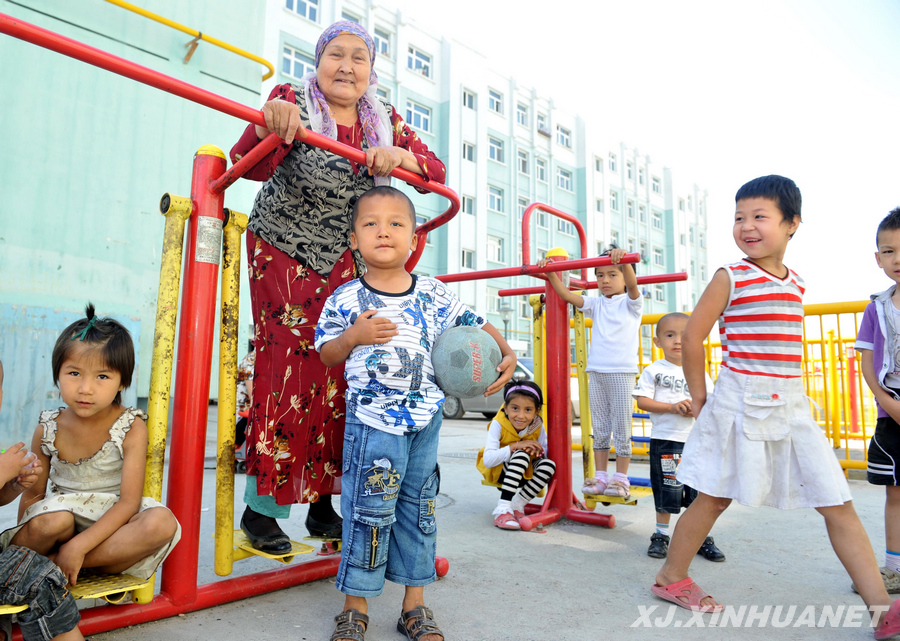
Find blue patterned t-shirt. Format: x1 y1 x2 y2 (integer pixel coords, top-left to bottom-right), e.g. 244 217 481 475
314 275 485 435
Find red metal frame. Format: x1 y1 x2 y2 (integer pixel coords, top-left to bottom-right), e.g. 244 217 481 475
521 203 588 282
498 272 688 297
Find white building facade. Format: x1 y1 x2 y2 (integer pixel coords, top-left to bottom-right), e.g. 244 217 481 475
257 0 709 354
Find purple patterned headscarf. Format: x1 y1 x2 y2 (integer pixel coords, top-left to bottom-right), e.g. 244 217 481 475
307 20 383 148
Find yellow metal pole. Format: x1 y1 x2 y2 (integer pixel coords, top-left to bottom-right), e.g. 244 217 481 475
215 209 248 577
572 299 595 485
826 329 841 449
132 193 192 604
529 294 546 428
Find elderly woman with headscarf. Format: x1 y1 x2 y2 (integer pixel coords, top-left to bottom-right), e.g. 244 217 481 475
230 20 446 556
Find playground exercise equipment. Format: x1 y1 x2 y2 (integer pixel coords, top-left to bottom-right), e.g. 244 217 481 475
0 12 459 638
440 203 687 531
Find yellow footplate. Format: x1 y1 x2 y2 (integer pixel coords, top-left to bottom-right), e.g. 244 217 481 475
69 573 152 603
233 529 315 564
584 485 654 508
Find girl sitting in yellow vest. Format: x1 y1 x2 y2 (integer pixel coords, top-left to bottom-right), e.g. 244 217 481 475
477 381 556 530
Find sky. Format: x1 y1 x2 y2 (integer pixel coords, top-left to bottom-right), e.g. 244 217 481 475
389 0 900 303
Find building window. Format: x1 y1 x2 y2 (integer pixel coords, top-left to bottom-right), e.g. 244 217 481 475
678 198 685 212
609 153 617 172
536 112 549 135
680 233 686 246
627 236 636 253
374 28 391 57
375 85 391 102
536 158 547 182
462 195 475 214
700 232 706 248
595 198 604 213
462 141 475 161
281 45 314 80
627 200 635 219
488 288 501 313
690 260 696 277
405 101 431 132
462 89 476 109
488 89 503 114
487 236 504 263
488 137 504 163
610 190 619 211
610 230 619 246
639 205 646 223
654 284 665 302
517 149 529 174
341 10 360 22
652 210 663 230
595 157 603 172
285 0 318 22
537 211 548 228
461 249 475 269
518 197 528 220
701 264 707 281
627 161 634 180
516 103 528 126
407 46 432 78
652 176 661 194
557 168 573 191
690 226 695 243
520 298 531 318
556 126 571 148
558 219 576 235
687 195 693 210
653 247 664 266
639 167 645 186
488 186 503 212
640 241 648 259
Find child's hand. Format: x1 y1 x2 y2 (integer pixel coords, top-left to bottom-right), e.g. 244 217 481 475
0 443 30 486
10 453 42 493
55 542 87 586
351 310 398 346
536 257 559 279
514 440 543 457
484 353 517 397
670 400 693 417
608 248 626 264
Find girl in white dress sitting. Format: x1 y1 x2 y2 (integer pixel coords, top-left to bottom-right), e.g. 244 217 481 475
2 304 180 586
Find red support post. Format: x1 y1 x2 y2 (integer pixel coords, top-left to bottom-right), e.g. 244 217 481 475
161 147 227 605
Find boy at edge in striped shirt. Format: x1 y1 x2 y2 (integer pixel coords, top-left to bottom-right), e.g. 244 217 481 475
649 175 900 639
856 207 900 596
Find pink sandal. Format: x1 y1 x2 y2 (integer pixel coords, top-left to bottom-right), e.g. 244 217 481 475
875 598 900 640
581 478 607 495
493 512 521 530
651 576 724 613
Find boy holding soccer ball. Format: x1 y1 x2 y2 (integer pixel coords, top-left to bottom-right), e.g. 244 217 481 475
315 185 516 641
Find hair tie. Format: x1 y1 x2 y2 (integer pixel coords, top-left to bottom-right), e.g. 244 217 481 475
72 316 97 341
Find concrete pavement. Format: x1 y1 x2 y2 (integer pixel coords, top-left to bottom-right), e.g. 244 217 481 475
81 410 892 640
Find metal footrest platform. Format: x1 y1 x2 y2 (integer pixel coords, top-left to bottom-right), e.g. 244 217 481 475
69 572 152 603
233 529 315 563
583 485 653 507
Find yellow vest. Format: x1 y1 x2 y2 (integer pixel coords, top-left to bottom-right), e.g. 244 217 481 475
476 410 544 485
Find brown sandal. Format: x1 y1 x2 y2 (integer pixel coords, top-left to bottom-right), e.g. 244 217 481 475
330 609 368 641
396 605 444 640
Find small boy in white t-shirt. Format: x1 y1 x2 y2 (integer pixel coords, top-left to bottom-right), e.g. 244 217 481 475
632 313 724 562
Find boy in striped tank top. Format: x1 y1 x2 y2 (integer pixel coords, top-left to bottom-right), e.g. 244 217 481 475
650 176 900 638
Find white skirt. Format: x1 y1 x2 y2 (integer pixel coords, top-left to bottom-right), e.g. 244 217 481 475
678 367 852 510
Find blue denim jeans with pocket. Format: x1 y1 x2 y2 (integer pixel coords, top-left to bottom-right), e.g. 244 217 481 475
336 411 441 597
0 545 80 641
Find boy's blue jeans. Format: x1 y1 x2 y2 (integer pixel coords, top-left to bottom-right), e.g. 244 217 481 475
336 411 441 597
0 546 80 641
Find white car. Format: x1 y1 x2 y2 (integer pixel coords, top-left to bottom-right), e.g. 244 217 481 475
441 357 582 421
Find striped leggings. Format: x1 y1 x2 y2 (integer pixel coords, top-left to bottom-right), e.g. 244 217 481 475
499 450 556 501
587 371 634 457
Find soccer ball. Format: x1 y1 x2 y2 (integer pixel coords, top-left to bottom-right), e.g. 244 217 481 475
432 326 503 398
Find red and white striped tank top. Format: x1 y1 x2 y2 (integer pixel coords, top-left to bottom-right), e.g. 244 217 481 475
718 259 805 378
